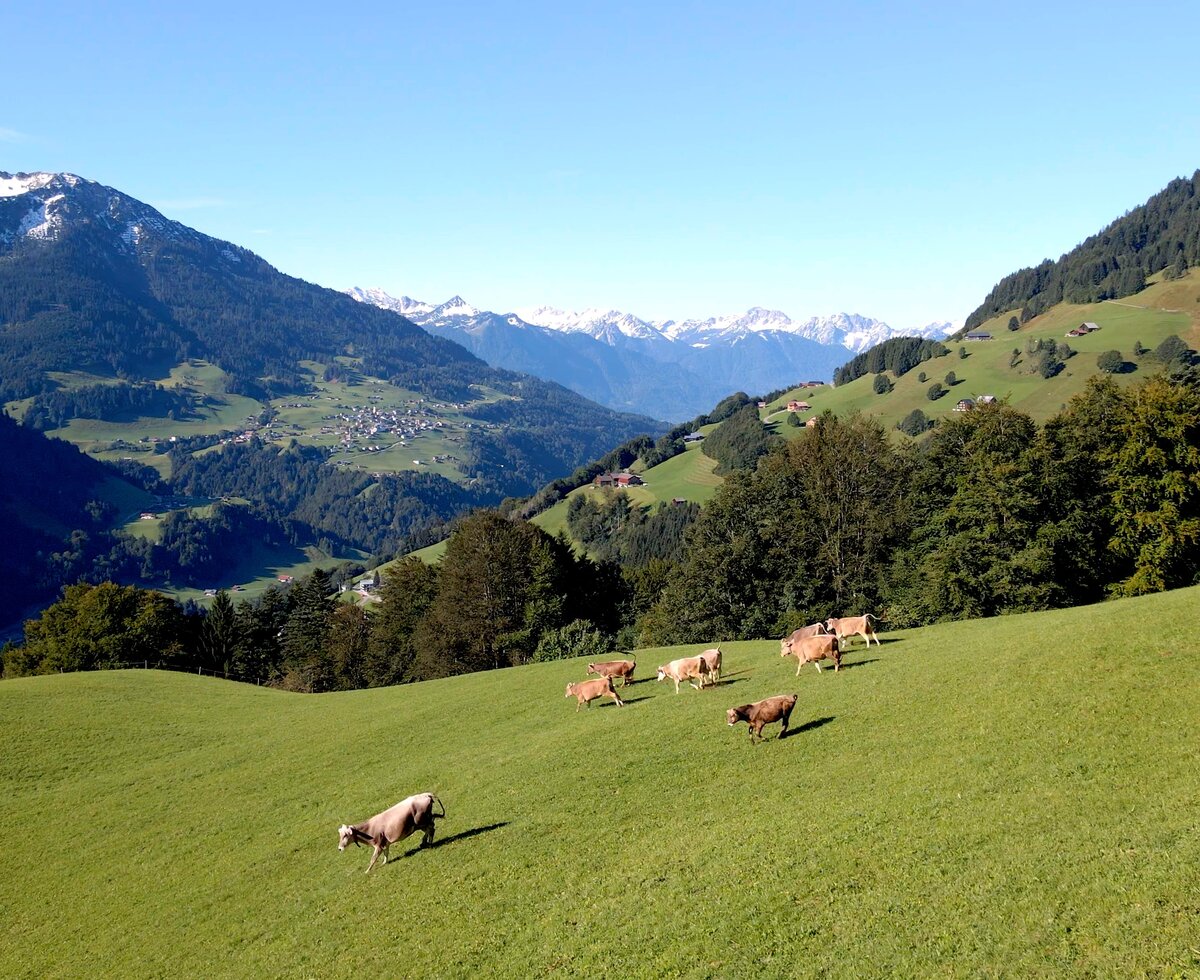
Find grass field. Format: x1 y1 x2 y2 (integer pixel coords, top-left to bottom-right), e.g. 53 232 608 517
766 268 1200 436
3 587 1198 977
530 431 723 542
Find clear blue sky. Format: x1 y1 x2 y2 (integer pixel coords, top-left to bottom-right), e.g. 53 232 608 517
4 1 1198 329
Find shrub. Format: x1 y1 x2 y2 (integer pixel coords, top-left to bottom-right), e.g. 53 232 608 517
918 371 927 383
872 374 892 395
1096 350 1124 374
944 371 957 386
926 382 945 401
896 408 932 437
1007 315 1020 331
529 619 611 663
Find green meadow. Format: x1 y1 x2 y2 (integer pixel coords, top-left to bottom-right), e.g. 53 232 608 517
3 587 1198 977
766 268 1200 435
530 430 723 542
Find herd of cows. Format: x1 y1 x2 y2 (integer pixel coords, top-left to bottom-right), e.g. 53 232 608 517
338 614 880 872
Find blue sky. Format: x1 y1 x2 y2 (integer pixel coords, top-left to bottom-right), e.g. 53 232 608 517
4 1 1198 329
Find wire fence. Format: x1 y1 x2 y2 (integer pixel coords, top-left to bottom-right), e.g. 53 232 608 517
107 659 269 685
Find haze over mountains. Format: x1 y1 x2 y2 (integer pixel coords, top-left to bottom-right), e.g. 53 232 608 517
348 287 954 419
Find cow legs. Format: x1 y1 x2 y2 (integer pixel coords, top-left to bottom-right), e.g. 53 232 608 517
366 843 383 874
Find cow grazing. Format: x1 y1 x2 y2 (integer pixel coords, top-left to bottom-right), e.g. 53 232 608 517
699 647 722 685
726 694 799 743
337 792 446 874
586 659 636 687
780 633 841 675
565 676 625 711
656 656 707 693
825 614 880 649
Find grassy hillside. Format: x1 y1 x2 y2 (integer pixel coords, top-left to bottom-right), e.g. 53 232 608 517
3 587 1198 976
769 269 1200 435
531 432 722 541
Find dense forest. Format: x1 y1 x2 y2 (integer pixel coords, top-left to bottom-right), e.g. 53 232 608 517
833 336 950 387
9 359 1199 687
965 170 1200 329
22 381 201 429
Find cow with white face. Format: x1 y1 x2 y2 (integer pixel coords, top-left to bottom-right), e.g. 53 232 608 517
338 792 446 873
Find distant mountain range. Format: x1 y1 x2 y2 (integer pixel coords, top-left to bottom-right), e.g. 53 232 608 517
348 287 954 419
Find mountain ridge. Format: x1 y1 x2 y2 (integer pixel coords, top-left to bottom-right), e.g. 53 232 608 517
349 286 954 419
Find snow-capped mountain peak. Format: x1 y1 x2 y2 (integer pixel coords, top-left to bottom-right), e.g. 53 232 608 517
345 287 434 317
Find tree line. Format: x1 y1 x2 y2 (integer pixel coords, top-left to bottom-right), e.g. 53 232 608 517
966 170 1200 329
8 366 1199 688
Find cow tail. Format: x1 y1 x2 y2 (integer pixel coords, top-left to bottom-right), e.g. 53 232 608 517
432 795 446 819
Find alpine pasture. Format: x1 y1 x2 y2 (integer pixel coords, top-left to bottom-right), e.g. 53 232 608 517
2 587 1198 977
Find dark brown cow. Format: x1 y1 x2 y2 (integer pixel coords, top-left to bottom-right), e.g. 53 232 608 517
337 792 445 873
780 633 841 674
726 694 799 743
565 677 625 711
824 614 880 649
586 659 636 687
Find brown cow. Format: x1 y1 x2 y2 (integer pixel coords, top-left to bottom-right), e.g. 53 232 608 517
337 792 446 873
780 633 841 674
656 656 707 693
825 614 880 649
586 659 636 687
699 647 722 685
565 677 625 710
726 694 798 743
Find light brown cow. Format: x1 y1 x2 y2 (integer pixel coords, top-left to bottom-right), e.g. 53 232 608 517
777 628 825 657
780 633 841 674
726 694 798 743
565 677 625 710
337 792 446 873
699 647 722 685
586 659 636 687
825 614 880 649
656 656 707 693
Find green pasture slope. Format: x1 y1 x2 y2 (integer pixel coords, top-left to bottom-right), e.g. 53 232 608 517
3 588 1198 977
530 432 723 541
767 268 1200 435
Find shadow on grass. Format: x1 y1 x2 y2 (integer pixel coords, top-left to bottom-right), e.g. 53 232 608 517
614 695 654 706
779 716 836 739
705 677 747 689
396 822 511 860
836 658 879 671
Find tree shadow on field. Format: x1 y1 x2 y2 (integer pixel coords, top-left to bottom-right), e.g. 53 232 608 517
779 716 835 739
396 822 510 860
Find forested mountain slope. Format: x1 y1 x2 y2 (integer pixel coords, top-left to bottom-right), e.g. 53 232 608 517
966 170 1200 329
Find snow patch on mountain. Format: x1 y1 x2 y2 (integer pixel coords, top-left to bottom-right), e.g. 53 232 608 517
347 287 434 318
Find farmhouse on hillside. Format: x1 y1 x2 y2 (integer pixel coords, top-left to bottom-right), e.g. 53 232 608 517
954 398 975 412
594 471 644 488
787 400 811 412
683 431 704 443
965 330 992 341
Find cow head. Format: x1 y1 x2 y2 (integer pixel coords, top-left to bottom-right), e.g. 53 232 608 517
655 666 667 682
726 708 741 727
564 683 575 698
779 638 791 657
337 825 356 851
585 663 597 675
